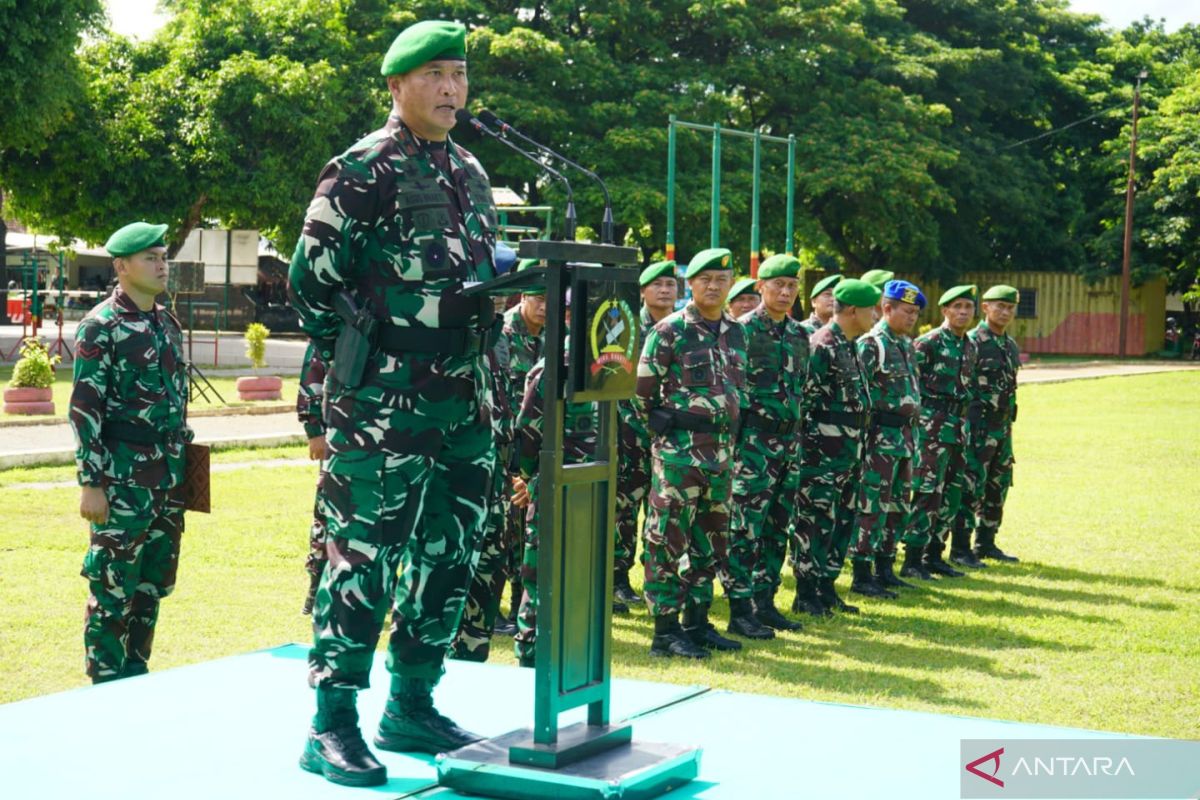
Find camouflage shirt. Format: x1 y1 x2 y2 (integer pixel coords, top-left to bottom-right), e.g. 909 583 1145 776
616 305 658 446
798 312 825 338
857 319 921 456
516 353 598 480
70 287 189 489
289 114 498 399
500 304 544 423
296 341 329 439
737 306 808 425
913 324 977 444
803 320 870 447
636 302 747 471
969 321 1020 423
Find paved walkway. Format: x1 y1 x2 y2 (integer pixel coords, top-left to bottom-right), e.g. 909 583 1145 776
2 360 1197 469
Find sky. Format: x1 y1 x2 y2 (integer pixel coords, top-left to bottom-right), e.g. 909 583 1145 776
104 0 1199 40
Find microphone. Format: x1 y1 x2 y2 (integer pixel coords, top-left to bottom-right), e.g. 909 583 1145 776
477 109 615 245
455 109 576 241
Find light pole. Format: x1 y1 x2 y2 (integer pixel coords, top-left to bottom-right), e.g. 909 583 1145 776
1119 70 1148 358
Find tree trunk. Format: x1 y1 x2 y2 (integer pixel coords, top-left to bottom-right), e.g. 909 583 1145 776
168 192 209 259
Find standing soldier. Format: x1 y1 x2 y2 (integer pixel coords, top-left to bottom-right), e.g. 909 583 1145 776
496 259 546 627
848 281 924 598
71 221 191 684
963 285 1022 563
860 269 895 323
793 279 880 615
799 274 841 336
637 248 746 658
727 277 760 318
289 21 498 787
722 254 806 639
297 342 330 615
898 285 978 580
613 260 678 608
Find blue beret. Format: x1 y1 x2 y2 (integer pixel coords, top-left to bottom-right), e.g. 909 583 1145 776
882 279 926 310
494 241 517 275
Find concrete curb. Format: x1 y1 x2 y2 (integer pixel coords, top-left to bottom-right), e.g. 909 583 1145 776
0 432 306 470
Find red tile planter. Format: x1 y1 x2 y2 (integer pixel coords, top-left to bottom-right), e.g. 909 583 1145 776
3 387 55 415
235 375 283 401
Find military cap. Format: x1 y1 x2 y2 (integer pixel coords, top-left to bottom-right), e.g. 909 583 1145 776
727 278 759 302
938 284 977 307
757 254 801 281
834 278 881 308
495 241 517 275
684 248 733 279
811 273 842 298
861 269 895 288
381 21 467 77
882 279 927 310
518 258 545 295
639 260 677 287
105 222 168 258
982 284 1020 303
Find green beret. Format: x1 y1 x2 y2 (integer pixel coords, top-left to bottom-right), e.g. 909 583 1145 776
727 278 759 302
381 21 467 77
982 284 1020 303
684 248 733 280
861 269 895 288
518 258 545 295
105 222 168 258
639 260 676 287
811 273 842 298
938 284 977 307
834 278 881 309
757 254 800 281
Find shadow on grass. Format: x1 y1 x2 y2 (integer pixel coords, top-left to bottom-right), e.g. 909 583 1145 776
1004 562 1198 595
949 564 1179 611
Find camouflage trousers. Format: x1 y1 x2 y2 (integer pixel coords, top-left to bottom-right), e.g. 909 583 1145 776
308 403 495 688
641 456 732 617
965 423 1014 545
305 468 329 578
851 447 912 562
613 418 649 575
721 434 802 599
902 412 967 549
451 450 513 663
794 425 863 581
81 485 184 681
514 498 539 663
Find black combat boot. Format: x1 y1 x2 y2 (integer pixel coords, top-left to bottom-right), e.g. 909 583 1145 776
613 571 641 605
120 660 149 678
949 518 987 568
875 554 913 590
682 604 743 651
792 577 833 618
818 576 859 614
923 540 964 577
508 580 522 624
974 528 1019 562
727 597 775 640
374 676 484 755
899 545 935 580
850 560 896 598
302 571 322 616
649 613 710 659
492 615 517 636
753 589 803 631
299 687 387 787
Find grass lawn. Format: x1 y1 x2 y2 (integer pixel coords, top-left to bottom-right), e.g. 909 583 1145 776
0 365 297 420
1 372 1196 738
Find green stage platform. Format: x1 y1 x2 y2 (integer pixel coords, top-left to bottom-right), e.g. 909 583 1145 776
0 644 1135 799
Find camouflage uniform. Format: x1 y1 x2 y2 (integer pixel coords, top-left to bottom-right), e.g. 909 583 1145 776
722 306 808 600
297 342 330 582
636 304 745 617
289 114 499 689
512 351 598 663
964 321 1020 553
450 342 515 661
793 321 870 584
851 320 921 563
613 305 656 579
798 312 825 338
901 324 977 551
70 287 190 682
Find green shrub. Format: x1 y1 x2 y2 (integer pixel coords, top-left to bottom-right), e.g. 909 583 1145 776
9 338 60 389
244 323 270 370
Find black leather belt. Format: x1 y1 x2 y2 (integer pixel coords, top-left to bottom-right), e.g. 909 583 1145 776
811 409 869 429
376 324 487 357
743 412 799 436
922 396 968 416
101 420 183 446
872 409 912 428
670 410 731 434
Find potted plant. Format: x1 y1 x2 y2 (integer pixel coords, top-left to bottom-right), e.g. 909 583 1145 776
235 322 283 400
4 338 59 415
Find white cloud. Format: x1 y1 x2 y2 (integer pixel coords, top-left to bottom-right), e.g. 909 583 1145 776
1068 0 1200 31
104 0 167 40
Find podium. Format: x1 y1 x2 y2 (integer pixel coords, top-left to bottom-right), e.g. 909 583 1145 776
437 240 702 799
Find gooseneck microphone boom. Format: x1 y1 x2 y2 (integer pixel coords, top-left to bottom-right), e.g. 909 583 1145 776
455 108 576 241
477 109 615 245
